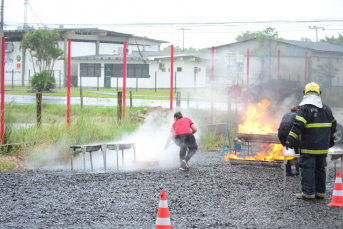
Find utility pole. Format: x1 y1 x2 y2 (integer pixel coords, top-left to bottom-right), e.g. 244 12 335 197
178 28 190 51
0 0 4 91
24 0 28 29
309 26 325 42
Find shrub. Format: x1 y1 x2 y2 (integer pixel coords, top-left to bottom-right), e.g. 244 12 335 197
30 71 56 92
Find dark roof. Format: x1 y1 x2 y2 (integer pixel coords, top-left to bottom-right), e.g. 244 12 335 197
72 51 212 61
4 28 168 44
282 39 343 53
215 37 343 53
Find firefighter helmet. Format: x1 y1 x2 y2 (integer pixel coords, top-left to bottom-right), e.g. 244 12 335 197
303 82 321 96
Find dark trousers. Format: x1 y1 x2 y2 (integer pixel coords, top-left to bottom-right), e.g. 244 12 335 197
299 153 327 196
173 134 198 163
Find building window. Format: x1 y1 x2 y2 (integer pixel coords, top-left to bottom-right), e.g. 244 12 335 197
127 64 150 78
177 67 182 72
104 64 123 77
162 68 166 72
80 63 101 77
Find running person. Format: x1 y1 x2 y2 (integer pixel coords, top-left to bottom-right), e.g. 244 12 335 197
165 111 198 170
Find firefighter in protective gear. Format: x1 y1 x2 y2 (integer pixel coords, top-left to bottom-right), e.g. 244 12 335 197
278 106 300 176
286 82 337 200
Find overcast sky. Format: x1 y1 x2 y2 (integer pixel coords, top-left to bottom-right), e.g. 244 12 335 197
4 0 343 49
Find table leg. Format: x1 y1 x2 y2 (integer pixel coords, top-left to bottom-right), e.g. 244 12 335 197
70 147 74 174
101 144 107 172
82 146 86 173
326 155 332 183
122 149 124 167
116 145 119 170
133 144 136 161
90 152 93 172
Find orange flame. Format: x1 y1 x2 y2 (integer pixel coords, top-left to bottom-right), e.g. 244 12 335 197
225 99 283 161
238 99 276 134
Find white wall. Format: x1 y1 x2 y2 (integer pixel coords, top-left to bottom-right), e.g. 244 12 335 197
78 58 207 89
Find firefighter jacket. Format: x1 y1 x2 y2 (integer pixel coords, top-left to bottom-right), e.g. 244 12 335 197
287 103 337 154
278 111 298 146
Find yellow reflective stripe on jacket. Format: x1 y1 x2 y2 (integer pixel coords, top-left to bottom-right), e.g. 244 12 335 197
305 123 332 128
331 133 336 137
296 115 307 124
289 131 298 139
301 149 328 154
332 119 336 123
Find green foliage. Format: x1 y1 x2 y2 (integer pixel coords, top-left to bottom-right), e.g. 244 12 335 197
162 45 210 52
30 72 56 92
163 45 182 52
20 29 64 74
235 31 261 42
320 32 343 47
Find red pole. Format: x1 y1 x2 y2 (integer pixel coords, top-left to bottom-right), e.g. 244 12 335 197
1 37 5 144
67 40 71 127
170 45 173 111
305 52 308 84
246 48 249 108
277 50 280 118
123 42 127 121
211 46 214 125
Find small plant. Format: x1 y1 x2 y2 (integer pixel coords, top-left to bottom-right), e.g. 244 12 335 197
30 72 56 92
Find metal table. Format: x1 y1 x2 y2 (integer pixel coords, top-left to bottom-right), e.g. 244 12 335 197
69 143 136 173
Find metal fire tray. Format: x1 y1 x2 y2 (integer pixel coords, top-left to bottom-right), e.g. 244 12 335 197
230 159 283 168
234 133 281 157
70 143 136 174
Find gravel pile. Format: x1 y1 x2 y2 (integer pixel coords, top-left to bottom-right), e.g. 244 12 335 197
1 151 343 228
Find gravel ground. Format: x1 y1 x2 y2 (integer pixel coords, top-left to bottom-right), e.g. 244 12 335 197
1 151 343 228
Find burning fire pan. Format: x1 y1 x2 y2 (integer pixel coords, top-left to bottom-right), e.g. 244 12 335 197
230 159 282 168
70 143 136 174
236 133 280 144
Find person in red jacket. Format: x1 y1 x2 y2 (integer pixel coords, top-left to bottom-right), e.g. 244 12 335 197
165 111 198 170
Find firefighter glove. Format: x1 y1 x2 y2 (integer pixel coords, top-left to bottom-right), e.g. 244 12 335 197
330 137 335 148
285 140 294 150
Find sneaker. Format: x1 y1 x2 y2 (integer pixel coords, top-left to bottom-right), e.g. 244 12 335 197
296 193 314 200
180 160 189 170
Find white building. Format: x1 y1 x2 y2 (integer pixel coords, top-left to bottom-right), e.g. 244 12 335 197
72 52 210 89
3 28 168 87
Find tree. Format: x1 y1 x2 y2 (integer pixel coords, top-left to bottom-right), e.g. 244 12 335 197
20 29 64 91
235 31 261 42
163 45 182 52
320 32 343 46
20 29 64 74
311 62 339 94
300 37 312 42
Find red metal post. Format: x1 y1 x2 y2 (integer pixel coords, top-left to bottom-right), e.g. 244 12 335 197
277 50 280 118
67 40 71 127
170 45 173 111
305 52 308 84
211 46 214 125
246 48 249 108
123 42 127 121
1 37 5 144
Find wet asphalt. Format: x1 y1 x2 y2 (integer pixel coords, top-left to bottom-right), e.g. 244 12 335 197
1 151 343 228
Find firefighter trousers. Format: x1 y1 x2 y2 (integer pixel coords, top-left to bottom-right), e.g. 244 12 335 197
299 153 327 197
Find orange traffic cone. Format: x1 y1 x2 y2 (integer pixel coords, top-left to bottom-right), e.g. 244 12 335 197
328 170 343 207
155 190 171 229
